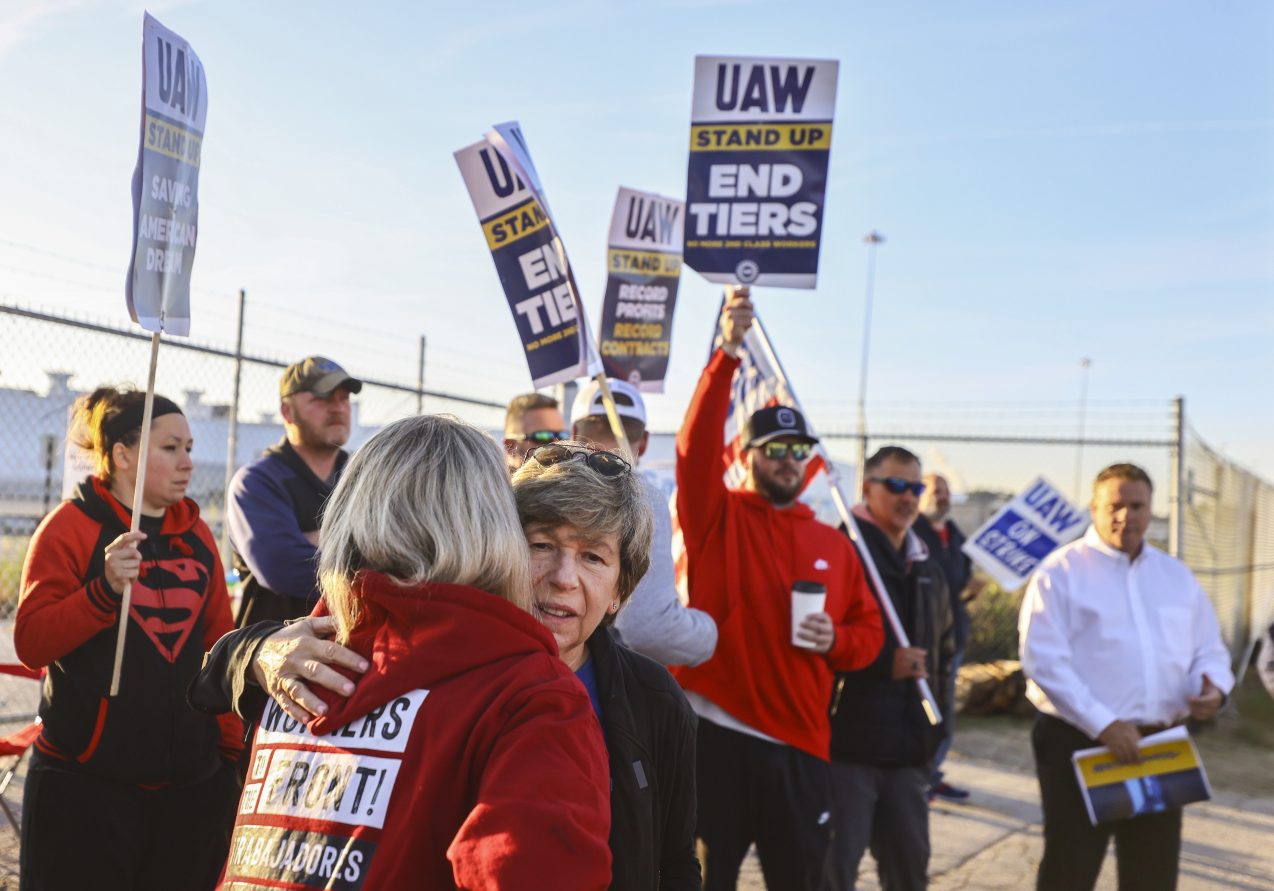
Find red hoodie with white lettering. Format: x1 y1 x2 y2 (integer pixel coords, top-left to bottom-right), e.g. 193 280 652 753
220 572 612 891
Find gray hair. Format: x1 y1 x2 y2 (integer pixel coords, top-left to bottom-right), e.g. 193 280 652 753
318 414 531 641
511 441 653 619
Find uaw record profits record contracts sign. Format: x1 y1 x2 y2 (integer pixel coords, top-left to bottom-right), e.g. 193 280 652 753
963 477 1088 591
684 55 838 288
126 13 206 336
598 188 684 392
455 129 596 388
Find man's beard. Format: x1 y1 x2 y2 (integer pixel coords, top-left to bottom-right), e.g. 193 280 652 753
297 419 347 452
753 468 802 505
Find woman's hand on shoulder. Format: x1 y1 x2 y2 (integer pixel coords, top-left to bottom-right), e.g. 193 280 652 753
252 616 368 724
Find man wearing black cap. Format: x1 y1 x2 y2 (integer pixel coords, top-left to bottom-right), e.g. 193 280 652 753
672 290 884 891
227 356 363 625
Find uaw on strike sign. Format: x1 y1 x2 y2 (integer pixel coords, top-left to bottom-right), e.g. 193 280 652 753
126 13 206 336
685 55 838 288
963 477 1088 591
455 125 598 389
597 187 684 392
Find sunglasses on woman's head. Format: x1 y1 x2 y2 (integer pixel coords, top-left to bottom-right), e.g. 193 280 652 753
869 476 927 496
529 444 631 478
513 429 570 444
758 442 813 461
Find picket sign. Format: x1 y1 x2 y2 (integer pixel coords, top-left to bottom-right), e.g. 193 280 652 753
113 14 206 696
962 476 1088 591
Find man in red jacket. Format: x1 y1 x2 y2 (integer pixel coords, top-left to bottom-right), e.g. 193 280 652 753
672 289 884 891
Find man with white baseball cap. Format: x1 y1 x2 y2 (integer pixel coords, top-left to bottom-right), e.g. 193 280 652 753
570 378 718 667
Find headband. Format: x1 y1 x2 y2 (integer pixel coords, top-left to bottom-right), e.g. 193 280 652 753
102 396 183 446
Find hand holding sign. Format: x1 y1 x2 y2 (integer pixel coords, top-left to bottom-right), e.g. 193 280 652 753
1097 719 1144 765
103 531 147 596
720 287 754 353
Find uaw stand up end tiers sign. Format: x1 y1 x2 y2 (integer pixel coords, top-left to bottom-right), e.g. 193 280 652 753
685 55 838 289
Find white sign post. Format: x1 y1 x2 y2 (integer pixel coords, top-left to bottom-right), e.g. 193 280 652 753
112 14 207 697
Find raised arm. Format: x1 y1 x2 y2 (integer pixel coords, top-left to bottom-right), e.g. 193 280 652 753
675 290 752 550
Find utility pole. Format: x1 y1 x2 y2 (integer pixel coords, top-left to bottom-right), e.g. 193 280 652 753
856 231 885 488
417 334 427 415
1073 357 1092 503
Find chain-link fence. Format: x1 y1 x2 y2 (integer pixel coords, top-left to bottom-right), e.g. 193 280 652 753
3 302 1272 676
1181 429 1274 669
0 303 506 628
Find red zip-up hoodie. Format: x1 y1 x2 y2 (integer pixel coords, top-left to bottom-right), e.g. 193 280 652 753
671 349 884 760
220 573 612 891
16 476 241 783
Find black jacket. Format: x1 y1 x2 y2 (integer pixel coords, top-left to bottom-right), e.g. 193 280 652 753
588 626 701 891
189 621 701 891
912 513 973 650
829 517 955 767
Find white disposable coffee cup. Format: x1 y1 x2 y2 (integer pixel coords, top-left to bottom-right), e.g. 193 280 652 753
791 581 828 648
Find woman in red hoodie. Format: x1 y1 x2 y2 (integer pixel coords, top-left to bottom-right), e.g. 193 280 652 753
16 386 243 891
212 414 613 890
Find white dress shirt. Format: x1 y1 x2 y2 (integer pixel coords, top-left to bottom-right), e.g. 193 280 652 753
1019 526 1234 739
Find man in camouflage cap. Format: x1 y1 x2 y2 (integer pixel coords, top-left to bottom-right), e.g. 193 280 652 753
228 356 363 625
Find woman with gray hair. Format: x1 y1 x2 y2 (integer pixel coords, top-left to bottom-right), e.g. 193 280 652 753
194 416 611 890
195 440 701 890
513 442 701 890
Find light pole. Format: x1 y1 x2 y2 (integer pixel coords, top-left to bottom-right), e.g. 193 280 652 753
1073 357 1092 503
856 231 885 488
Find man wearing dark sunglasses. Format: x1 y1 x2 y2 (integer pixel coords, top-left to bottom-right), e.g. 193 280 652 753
502 391 569 474
673 289 884 891
825 445 955 891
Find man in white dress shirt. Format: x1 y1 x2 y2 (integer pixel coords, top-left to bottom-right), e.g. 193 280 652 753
1019 462 1232 891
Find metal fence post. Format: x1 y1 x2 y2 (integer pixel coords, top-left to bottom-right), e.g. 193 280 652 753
220 289 246 564
1169 395 1185 560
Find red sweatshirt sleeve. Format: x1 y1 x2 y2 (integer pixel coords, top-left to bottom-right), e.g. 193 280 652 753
448 678 611 890
15 505 123 670
193 522 245 759
675 348 740 552
826 542 885 673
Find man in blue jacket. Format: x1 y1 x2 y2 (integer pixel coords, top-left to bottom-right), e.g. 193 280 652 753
228 356 362 625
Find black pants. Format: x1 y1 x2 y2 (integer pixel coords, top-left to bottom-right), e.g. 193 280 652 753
1032 714 1182 891
20 757 238 891
696 718 832 891
824 762 929 891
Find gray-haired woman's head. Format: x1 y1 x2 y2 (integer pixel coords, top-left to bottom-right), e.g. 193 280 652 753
319 414 531 640
511 442 653 620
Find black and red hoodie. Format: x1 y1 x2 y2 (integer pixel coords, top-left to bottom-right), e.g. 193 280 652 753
16 476 242 785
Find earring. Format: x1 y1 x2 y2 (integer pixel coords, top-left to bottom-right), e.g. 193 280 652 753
609 602 619 613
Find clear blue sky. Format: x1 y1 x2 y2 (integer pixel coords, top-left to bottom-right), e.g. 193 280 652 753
1 0 1270 497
